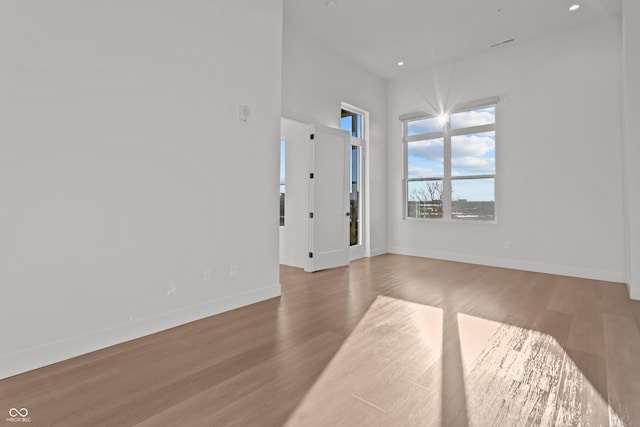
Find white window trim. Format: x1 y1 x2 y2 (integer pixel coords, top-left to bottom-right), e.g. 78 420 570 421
341 102 370 258
279 138 286 228
401 97 499 223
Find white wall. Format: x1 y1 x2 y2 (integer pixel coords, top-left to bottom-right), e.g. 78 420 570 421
279 118 310 269
282 22 388 256
387 20 626 283
623 1 640 299
0 0 283 379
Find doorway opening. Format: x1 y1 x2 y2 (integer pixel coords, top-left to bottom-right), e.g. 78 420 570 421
340 103 368 260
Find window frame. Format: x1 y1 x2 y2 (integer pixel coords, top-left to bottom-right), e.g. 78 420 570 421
279 138 285 227
401 97 498 223
341 102 369 257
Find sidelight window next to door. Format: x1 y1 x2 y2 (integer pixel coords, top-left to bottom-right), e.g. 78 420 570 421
279 139 285 227
341 109 362 247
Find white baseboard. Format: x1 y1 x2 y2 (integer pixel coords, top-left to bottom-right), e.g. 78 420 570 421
388 246 626 284
366 247 388 258
0 284 281 380
630 283 640 301
279 256 306 269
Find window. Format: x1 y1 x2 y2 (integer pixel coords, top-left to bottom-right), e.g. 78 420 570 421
341 107 364 247
402 98 497 221
341 109 362 139
280 139 285 226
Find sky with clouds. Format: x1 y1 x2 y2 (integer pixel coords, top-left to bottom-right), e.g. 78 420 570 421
280 139 286 189
407 107 495 202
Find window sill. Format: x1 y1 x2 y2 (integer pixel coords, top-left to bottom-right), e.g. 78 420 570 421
404 217 497 225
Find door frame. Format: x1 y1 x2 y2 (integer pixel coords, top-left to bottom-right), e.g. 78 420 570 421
341 102 370 261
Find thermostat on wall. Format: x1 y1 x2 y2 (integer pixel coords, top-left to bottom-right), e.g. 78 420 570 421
239 105 250 121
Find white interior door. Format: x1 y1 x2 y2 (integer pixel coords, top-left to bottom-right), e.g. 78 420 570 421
306 124 350 272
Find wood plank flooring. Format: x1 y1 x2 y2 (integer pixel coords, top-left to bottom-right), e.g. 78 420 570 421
1 254 639 426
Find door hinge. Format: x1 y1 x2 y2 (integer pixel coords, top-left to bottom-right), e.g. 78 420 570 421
308 252 313 258
309 173 314 179
310 134 315 140
309 212 314 219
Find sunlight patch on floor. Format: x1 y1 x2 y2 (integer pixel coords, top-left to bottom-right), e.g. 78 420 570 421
285 296 622 426
285 296 443 426
458 313 617 426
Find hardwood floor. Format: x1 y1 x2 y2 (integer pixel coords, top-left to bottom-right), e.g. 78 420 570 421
1 254 639 426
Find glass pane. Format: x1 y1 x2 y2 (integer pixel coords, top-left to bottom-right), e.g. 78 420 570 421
341 109 362 138
451 131 495 176
407 139 444 178
407 117 443 136
280 139 286 185
280 185 285 226
450 106 495 130
451 178 495 221
280 139 285 226
407 180 443 219
350 145 360 246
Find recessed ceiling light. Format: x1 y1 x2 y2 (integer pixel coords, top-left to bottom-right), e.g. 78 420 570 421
569 4 580 11
397 61 405 66
327 0 337 7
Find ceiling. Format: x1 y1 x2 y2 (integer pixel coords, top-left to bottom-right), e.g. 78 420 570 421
283 0 622 81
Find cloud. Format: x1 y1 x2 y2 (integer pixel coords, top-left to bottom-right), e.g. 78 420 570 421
452 157 495 175
408 139 444 178
408 139 444 161
451 108 495 129
409 132 495 176
452 133 495 175
408 118 443 135
408 166 441 179
451 134 495 157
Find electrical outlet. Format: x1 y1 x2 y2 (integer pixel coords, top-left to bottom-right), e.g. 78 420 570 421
229 264 238 278
505 241 512 249
203 269 212 282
